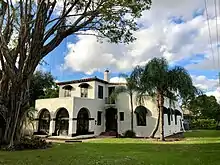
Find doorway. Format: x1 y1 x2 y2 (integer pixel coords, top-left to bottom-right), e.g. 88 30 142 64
105 108 117 132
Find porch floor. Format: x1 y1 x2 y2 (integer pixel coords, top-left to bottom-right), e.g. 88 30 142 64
48 134 96 140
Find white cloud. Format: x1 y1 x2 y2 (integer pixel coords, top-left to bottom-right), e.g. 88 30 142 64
61 0 220 101
191 74 220 102
191 75 218 92
110 77 127 83
63 0 219 74
206 87 220 102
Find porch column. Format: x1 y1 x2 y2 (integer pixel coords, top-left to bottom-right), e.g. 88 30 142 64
49 119 55 135
68 119 77 136
68 119 73 136
89 119 95 133
34 120 39 132
72 120 77 135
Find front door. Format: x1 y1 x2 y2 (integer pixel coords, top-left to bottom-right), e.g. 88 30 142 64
105 108 117 132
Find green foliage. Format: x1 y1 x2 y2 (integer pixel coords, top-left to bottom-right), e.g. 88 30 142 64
140 57 198 102
3 136 52 151
187 95 220 120
88 0 152 44
123 130 136 138
110 66 144 101
30 71 59 106
191 119 217 130
137 57 198 139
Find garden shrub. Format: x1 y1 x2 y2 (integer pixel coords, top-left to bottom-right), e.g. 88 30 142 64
190 119 217 130
123 130 136 138
10 136 52 151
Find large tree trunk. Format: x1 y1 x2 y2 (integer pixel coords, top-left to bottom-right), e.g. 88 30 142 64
130 93 134 132
0 76 30 147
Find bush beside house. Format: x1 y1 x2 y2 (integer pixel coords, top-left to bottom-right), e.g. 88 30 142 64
190 119 217 130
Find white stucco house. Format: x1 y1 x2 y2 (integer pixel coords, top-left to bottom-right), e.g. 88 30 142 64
34 70 184 138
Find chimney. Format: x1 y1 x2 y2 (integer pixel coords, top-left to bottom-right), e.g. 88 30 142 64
104 69 110 82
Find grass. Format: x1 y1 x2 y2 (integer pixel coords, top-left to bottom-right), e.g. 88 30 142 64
0 130 220 165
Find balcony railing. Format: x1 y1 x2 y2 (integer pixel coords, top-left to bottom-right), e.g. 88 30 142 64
105 97 115 104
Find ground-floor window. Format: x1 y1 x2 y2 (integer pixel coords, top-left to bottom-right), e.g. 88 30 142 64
135 106 148 126
175 114 177 125
119 112 124 121
168 113 171 125
97 111 102 125
175 109 182 126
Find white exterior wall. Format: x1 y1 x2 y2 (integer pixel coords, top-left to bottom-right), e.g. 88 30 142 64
116 93 183 137
116 93 159 137
34 79 184 138
94 81 107 99
73 97 105 135
35 97 74 135
59 81 96 99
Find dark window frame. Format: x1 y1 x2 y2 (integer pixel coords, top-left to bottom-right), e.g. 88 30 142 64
175 114 177 125
119 112 124 121
98 85 104 99
168 113 171 125
97 111 102 125
136 113 146 126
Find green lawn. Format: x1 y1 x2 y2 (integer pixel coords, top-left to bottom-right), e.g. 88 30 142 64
1 130 220 165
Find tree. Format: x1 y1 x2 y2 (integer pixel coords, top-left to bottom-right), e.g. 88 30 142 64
110 66 143 133
139 57 198 141
187 95 220 120
18 71 58 138
0 0 152 147
30 71 59 107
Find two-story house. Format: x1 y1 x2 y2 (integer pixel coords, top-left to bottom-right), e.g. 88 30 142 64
34 70 184 138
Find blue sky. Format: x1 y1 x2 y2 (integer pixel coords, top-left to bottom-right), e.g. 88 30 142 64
42 11 217 81
39 0 220 100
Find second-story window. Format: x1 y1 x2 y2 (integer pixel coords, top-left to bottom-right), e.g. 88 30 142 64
81 87 88 97
79 83 90 98
98 85 103 99
62 85 72 97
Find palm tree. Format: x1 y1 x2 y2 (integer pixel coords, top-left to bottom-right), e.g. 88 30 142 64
139 57 198 141
110 66 143 132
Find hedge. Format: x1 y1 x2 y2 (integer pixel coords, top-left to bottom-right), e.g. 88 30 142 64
190 119 217 130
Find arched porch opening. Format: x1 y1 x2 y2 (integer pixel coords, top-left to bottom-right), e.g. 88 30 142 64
55 108 69 136
38 109 51 134
76 108 90 135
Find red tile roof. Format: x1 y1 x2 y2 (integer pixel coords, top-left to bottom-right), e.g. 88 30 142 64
56 77 127 86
